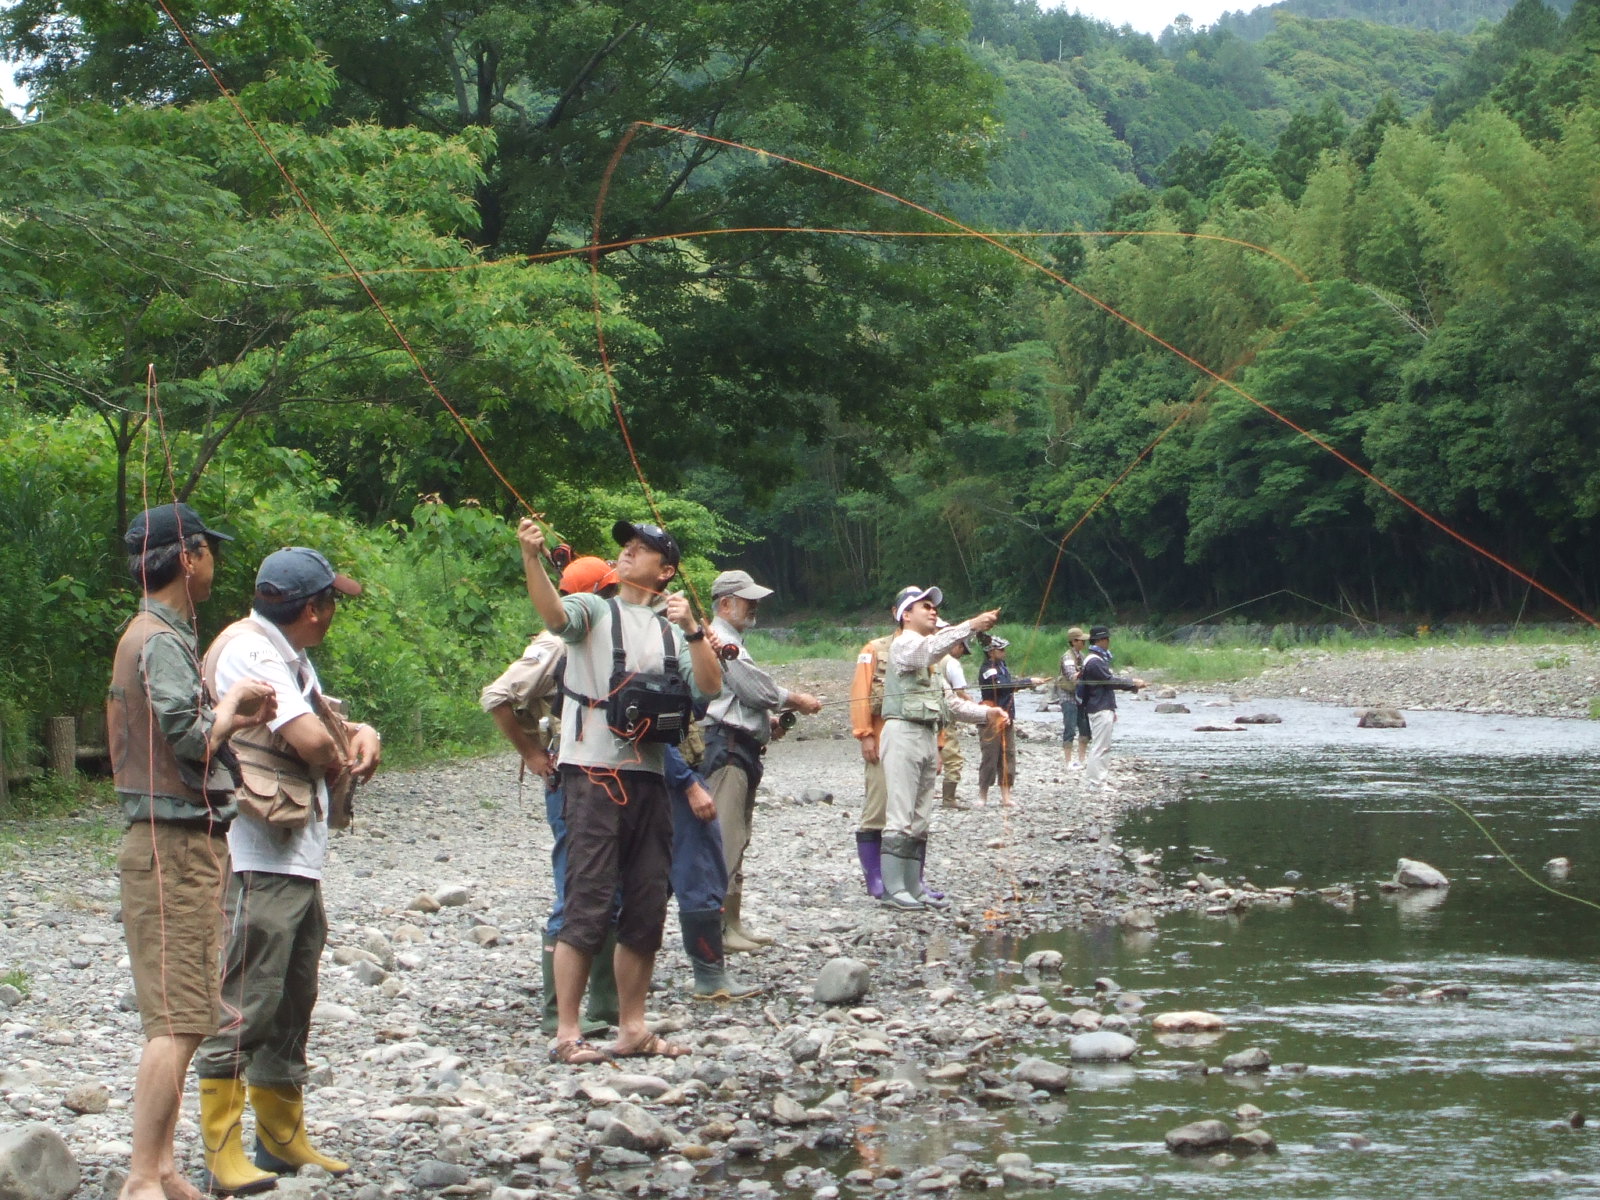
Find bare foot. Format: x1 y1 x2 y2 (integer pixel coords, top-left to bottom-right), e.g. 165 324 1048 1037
159 1169 204 1200
119 1175 169 1200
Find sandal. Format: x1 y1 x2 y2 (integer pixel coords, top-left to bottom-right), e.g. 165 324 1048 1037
610 1032 692 1059
549 1038 612 1065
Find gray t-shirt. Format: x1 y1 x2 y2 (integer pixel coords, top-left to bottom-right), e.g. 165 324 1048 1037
555 593 717 774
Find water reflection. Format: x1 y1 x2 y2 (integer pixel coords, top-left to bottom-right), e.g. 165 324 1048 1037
975 693 1600 1197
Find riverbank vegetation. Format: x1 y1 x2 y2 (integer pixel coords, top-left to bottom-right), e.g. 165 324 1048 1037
3 0 1599 782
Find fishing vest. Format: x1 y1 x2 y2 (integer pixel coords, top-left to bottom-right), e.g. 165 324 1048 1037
108 608 231 824
866 634 893 719
881 638 949 727
203 618 322 824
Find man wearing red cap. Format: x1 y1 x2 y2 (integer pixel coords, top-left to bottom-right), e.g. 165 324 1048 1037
193 547 381 1194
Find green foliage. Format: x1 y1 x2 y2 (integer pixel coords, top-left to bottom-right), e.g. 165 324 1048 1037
0 968 28 996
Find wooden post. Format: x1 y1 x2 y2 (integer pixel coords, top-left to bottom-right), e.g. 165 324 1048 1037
46 715 76 780
412 707 424 753
0 722 9 808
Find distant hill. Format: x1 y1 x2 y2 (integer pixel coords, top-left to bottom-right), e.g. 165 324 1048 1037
1214 0 1574 39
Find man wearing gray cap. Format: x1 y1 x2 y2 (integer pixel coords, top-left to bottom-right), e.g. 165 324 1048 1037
193 547 380 1194
701 570 822 951
111 503 277 1200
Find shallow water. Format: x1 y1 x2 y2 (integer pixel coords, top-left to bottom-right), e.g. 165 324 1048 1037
959 695 1600 1197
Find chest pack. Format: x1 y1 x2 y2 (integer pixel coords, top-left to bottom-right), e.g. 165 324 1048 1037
564 598 693 746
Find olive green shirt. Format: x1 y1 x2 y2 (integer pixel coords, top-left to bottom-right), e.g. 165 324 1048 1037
114 598 234 823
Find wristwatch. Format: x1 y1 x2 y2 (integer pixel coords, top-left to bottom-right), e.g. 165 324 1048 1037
684 627 706 643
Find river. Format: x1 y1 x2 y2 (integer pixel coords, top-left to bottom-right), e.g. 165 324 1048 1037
959 695 1600 1197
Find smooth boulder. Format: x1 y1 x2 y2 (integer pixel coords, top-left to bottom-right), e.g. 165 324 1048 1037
1152 1011 1226 1034
1358 708 1407 729
0 1127 78 1200
1068 1031 1138 1062
1394 858 1449 888
813 957 871 1005
1165 1120 1232 1154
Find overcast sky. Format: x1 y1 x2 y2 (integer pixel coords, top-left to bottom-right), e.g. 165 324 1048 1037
1048 0 1257 35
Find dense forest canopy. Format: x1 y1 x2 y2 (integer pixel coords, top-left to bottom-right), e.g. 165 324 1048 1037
2 0 1599 767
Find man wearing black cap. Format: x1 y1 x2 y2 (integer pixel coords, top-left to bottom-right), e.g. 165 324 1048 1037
701 569 822 952
193 547 379 1194
518 517 722 1064
1078 625 1145 787
111 503 278 1200
880 585 1004 911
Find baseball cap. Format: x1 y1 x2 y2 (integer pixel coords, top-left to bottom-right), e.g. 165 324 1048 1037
255 547 362 604
1089 624 1111 640
712 570 773 601
559 556 619 596
987 636 1010 650
123 503 233 552
611 520 681 567
892 585 943 622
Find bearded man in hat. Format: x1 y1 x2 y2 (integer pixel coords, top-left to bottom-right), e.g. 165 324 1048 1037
879 586 1005 911
111 503 277 1200
193 547 380 1194
700 570 822 952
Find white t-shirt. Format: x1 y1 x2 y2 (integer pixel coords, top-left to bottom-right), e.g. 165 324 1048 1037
941 656 968 696
214 611 329 880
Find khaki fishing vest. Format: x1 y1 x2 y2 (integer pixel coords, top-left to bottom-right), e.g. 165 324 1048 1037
881 641 948 727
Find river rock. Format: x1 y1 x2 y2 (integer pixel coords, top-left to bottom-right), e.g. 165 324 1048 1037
1222 1047 1271 1073
1012 1057 1072 1090
0 985 22 1009
1394 858 1449 888
611 1074 672 1099
432 884 472 907
0 1125 79 1200
61 1083 109 1115
1165 1120 1232 1154
1232 1128 1277 1154
1234 713 1282 724
1193 725 1246 732
1358 708 1407 728
1155 703 1191 715
1152 1011 1226 1033
411 1160 470 1190
1022 950 1063 972
813 958 871 1005
1069 1032 1137 1061
1545 857 1571 880
599 1103 673 1153
1119 907 1157 931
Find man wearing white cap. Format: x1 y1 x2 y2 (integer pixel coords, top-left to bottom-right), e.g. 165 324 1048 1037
880 586 1004 911
702 570 822 950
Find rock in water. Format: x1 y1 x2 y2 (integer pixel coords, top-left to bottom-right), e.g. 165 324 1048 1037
1222 1047 1272 1073
0 1126 79 1200
1234 713 1282 724
1155 703 1191 714
1546 857 1572 881
813 957 871 1005
1358 708 1407 728
1068 1032 1138 1062
1394 858 1449 888
1165 1120 1232 1154
1012 1058 1073 1090
1151 1011 1226 1034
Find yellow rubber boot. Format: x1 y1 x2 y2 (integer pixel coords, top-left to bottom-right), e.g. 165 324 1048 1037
248 1084 350 1177
199 1078 278 1196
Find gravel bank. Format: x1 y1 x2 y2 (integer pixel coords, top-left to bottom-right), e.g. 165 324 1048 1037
1236 642 1600 718
1 656 1193 1200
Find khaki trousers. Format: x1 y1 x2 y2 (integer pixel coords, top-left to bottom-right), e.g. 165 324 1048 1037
881 718 939 840
1084 710 1116 784
709 762 756 903
860 759 887 831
